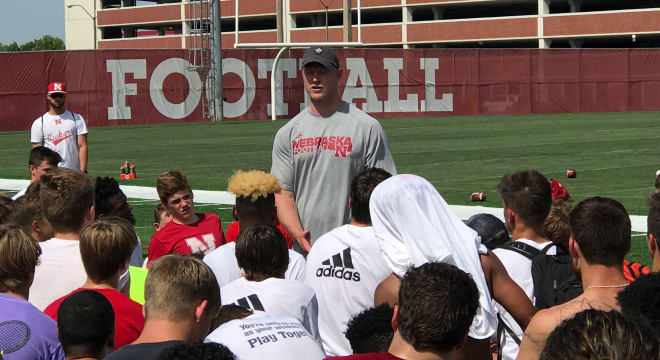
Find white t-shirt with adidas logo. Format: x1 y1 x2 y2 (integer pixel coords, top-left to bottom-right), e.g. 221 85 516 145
203 242 306 287
206 314 326 360
304 224 392 356
221 277 321 343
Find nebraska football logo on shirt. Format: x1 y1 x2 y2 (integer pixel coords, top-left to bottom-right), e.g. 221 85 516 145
292 132 353 158
316 247 361 281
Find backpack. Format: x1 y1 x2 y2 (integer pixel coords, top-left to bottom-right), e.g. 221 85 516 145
530 243 583 310
495 241 583 360
498 241 583 311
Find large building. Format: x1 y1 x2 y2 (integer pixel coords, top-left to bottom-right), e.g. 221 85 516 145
66 0 660 50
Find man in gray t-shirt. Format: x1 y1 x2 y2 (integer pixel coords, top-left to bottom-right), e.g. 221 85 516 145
271 47 396 253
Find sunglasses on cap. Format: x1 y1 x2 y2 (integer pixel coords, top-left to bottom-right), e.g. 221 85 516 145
49 93 66 99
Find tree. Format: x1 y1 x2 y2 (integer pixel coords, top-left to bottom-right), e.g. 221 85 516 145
20 41 35 52
0 35 64 52
0 42 20 52
31 35 65 51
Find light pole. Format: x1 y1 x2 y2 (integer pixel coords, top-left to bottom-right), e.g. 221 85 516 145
318 0 336 42
67 4 97 49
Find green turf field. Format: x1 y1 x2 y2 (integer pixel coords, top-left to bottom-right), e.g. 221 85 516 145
2 111 659 265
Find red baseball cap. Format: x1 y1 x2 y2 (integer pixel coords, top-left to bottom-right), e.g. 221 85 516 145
47 82 66 94
549 179 570 201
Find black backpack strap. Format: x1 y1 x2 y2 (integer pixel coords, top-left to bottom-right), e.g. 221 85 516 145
497 316 504 360
539 243 555 255
70 110 78 136
41 115 44 146
548 242 571 257
497 242 541 260
497 313 522 360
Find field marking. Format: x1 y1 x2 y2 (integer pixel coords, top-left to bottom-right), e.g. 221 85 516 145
414 155 660 175
594 186 656 194
393 137 660 156
127 199 232 210
425 161 660 186
193 205 233 209
1 178 648 232
0 178 236 205
126 199 159 204
582 195 647 200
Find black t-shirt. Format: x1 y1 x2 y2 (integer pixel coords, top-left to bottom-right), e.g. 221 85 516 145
105 340 184 360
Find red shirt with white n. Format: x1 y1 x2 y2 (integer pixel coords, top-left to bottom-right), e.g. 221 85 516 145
148 213 225 267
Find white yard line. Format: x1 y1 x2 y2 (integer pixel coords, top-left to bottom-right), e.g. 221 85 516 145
1 178 648 232
450 204 648 233
0 179 236 205
123 199 159 204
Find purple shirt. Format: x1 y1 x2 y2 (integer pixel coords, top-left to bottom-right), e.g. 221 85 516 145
0 293 64 360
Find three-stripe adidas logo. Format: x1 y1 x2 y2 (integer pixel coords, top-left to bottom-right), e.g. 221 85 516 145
316 247 361 282
322 247 354 268
234 294 265 311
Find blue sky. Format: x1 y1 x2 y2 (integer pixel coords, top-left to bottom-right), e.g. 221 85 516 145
0 0 66 45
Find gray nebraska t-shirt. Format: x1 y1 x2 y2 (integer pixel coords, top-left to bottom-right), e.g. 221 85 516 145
271 102 396 244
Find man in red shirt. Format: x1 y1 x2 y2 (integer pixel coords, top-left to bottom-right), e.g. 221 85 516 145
326 262 479 360
45 217 144 349
148 171 225 266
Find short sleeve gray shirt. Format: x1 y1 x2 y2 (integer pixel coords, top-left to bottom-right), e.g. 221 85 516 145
271 102 396 244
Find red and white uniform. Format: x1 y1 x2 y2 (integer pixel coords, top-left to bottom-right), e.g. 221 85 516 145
30 110 88 170
148 213 225 267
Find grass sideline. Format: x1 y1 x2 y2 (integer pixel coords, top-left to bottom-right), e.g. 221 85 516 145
2 111 659 265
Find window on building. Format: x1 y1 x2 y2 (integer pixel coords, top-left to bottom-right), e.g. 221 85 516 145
550 0 660 13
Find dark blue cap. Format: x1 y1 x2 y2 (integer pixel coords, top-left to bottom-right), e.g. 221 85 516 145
301 47 339 70
466 213 510 250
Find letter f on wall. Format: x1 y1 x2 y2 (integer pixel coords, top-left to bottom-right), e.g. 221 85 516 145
106 59 147 120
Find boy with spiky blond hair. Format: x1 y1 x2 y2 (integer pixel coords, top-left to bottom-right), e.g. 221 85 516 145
224 169 292 247
204 170 306 288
